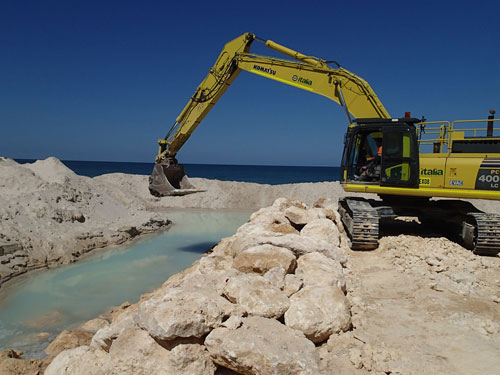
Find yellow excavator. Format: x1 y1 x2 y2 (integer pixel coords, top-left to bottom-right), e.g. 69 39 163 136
149 33 500 255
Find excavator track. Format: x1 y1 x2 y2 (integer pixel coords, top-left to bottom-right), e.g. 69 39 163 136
467 212 500 256
339 199 379 250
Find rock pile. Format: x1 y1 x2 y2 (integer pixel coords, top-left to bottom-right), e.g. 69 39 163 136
3 157 500 373
44 198 352 374
380 235 500 301
0 157 170 287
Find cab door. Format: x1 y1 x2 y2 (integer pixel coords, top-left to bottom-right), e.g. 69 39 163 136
380 125 419 187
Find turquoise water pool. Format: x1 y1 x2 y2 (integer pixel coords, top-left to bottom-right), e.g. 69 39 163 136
0 210 250 358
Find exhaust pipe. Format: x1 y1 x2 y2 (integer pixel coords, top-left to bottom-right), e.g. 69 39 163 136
487 109 496 137
148 157 203 197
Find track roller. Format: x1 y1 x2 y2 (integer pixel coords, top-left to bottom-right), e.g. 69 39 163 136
339 198 379 250
463 213 500 256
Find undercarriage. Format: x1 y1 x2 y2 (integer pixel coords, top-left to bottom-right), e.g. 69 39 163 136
339 196 500 256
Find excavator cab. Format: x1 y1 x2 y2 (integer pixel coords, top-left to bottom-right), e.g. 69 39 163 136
341 118 420 188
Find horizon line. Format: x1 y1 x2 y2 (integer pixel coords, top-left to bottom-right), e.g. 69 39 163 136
13 157 341 169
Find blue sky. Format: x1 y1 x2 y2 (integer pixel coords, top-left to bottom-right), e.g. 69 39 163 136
1 0 499 166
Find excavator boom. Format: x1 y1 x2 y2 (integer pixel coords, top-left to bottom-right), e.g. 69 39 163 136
149 33 389 196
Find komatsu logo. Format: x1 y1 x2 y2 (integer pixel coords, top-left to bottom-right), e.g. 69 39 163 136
420 168 443 176
292 75 312 86
253 65 276 75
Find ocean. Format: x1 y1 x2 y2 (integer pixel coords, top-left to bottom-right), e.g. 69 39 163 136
15 159 341 185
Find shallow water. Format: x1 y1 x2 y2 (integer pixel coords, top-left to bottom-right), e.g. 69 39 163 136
0 210 250 358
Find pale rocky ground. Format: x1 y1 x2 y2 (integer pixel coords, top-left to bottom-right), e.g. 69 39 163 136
0 157 171 287
1 157 500 374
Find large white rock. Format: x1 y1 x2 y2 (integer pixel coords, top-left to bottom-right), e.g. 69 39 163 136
101 327 216 375
317 246 348 266
79 318 109 333
284 206 330 226
205 316 320 375
295 252 346 292
271 197 307 211
300 218 341 247
283 274 304 297
284 285 351 343
249 207 298 234
44 330 93 359
221 217 349 269
91 312 137 352
102 327 171 375
219 224 277 258
135 285 238 341
232 244 296 274
44 346 107 375
168 343 216 375
170 267 241 296
263 266 286 290
223 273 290 318
228 225 342 259
197 252 234 273
265 234 340 258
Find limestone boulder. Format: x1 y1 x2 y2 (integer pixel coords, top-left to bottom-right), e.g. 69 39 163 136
102 301 135 323
268 221 300 235
173 268 241 296
219 315 244 330
227 218 343 260
101 327 170 374
91 312 137 352
312 198 338 215
135 285 238 341
249 207 298 234
263 266 286 290
312 198 345 233
0 349 44 375
101 327 216 375
284 285 351 343
168 343 217 375
44 329 93 359
232 244 296 274
283 274 304 297
79 317 109 333
271 197 306 211
317 246 348 266
284 206 328 226
268 234 347 264
300 218 347 265
236 232 338 257
249 206 282 224
208 237 235 258
295 252 346 292
223 273 290 318
45 346 107 375
205 316 320 375
197 252 234 274
223 224 278 257
300 218 340 247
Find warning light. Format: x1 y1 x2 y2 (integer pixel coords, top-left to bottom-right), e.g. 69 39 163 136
405 112 411 118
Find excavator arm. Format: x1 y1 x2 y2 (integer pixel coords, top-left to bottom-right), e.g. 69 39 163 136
149 33 390 196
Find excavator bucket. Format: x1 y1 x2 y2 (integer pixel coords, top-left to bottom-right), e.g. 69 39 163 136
148 161 203 197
